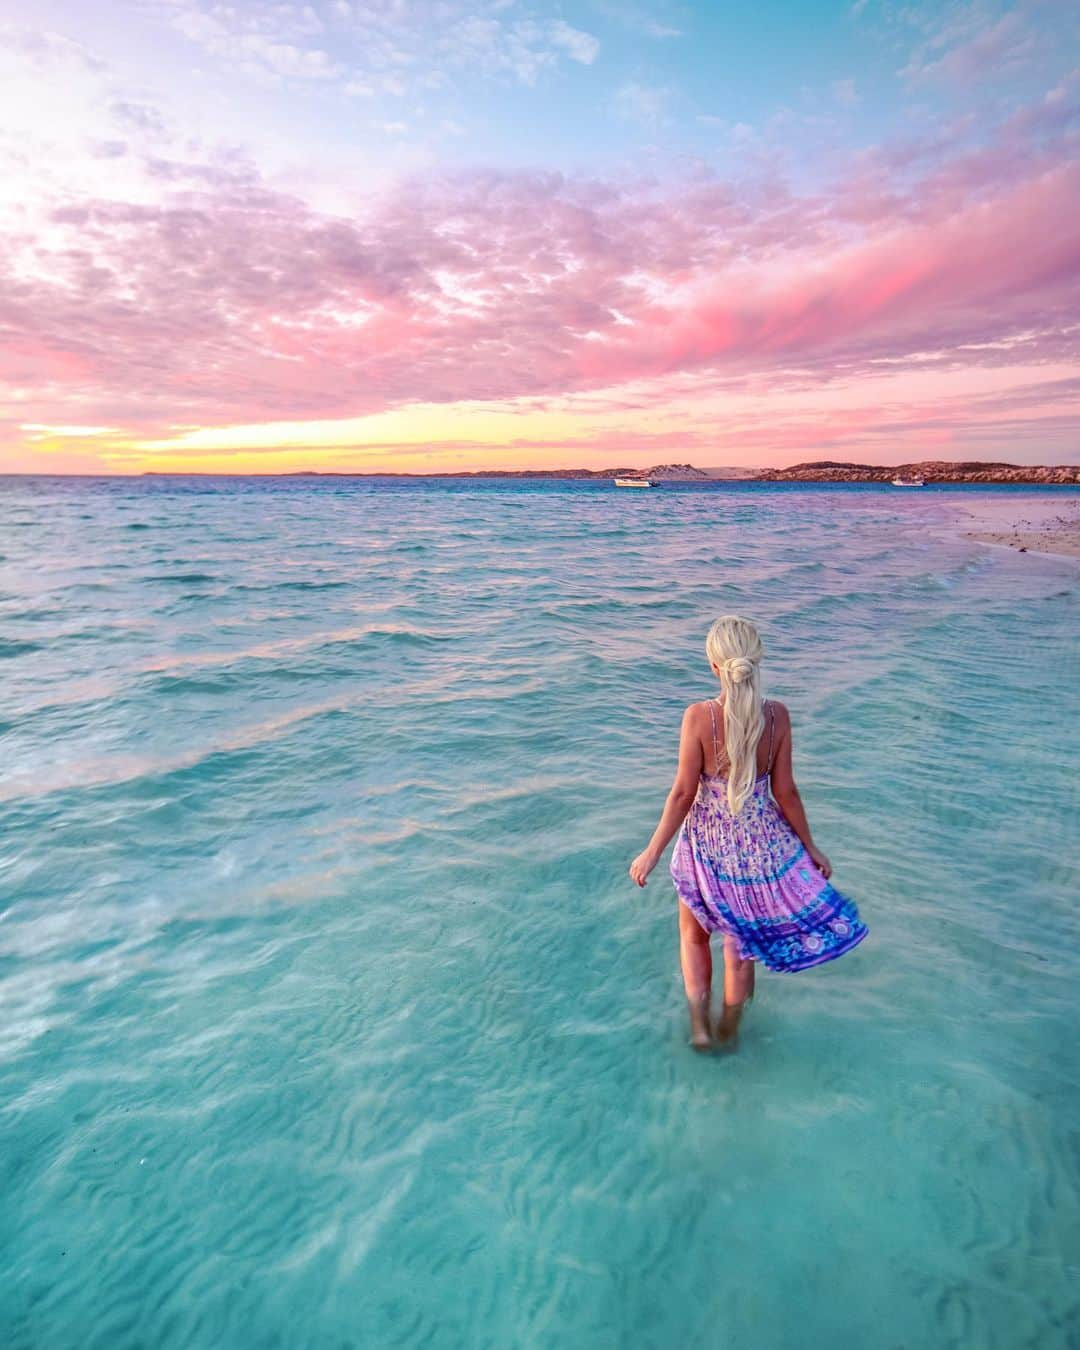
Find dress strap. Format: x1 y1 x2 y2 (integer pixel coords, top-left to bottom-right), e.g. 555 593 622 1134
707 698 721 772
765 700 775 772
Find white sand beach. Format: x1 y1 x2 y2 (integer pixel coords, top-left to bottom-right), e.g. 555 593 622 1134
958 494 1080 560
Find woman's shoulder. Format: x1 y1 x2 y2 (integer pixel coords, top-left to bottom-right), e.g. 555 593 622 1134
683 698 715 722
766 697 791 728
681 699 723 736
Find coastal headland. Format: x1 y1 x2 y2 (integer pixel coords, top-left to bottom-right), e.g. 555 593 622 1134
752 460 1078 485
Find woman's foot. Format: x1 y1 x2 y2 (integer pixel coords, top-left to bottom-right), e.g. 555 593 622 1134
687 992 713 1051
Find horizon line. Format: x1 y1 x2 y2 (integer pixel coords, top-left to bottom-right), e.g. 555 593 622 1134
2 458 1079 480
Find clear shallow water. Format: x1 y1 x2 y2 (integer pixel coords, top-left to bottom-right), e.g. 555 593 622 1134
1 476 1078 1349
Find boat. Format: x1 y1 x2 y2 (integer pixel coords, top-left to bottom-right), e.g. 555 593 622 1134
613 477 656 488
890 474 926 487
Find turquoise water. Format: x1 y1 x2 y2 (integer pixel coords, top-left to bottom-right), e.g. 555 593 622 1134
2 476 1078 1348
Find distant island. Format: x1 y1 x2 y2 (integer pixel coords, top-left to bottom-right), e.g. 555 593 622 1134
137 459 1079 483
281 462 756 481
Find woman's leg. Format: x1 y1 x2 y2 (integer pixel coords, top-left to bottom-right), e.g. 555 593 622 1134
678 902 713 1049
722 936 754 1005
716 936 755 1045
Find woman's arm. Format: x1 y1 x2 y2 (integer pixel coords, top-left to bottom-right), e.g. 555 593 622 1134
768 706 832 878
629 705 703 887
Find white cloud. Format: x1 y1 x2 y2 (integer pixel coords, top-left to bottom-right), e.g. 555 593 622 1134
170 7 339 81
614 82 671 128
172 10 229 49
22 424 118 437
549 20 600 66
832 77 859 107
240 36 339 80
164 1 600 96
586 2 682 40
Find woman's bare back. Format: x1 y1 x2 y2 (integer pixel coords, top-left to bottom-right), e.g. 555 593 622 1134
693 696 789 779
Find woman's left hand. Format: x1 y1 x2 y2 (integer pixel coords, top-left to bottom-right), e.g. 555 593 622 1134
629 850 658 887
808 844 832 879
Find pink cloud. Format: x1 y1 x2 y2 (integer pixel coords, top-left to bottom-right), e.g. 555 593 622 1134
1 84 1078 458
577 160 1080 383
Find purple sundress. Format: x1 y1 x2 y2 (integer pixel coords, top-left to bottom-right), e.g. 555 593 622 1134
670 698 868 973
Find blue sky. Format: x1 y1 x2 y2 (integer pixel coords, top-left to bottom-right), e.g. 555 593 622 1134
25 0 1073 187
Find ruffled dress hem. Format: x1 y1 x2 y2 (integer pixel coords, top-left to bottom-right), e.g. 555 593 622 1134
671 828 870 974
675 882 869 972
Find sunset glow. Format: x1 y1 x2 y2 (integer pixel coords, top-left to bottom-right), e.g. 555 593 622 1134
2 1 1078 474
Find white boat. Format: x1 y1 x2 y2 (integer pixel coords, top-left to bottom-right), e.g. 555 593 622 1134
890 474 926 487
613 477 655 488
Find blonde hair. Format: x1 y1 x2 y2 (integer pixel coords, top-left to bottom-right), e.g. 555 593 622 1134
705 615 765 815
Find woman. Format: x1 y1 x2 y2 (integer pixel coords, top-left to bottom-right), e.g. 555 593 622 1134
629 615 868 1051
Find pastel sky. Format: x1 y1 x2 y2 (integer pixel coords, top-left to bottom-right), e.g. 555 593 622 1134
1 0 1078 474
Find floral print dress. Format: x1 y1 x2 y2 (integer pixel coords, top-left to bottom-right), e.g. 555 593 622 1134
670 698 868 972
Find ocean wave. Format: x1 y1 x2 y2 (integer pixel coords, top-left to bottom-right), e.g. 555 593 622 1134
146 571 218 584
0 637 43 658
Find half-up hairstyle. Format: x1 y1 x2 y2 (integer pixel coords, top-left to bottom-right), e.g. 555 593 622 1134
704 615 765 815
